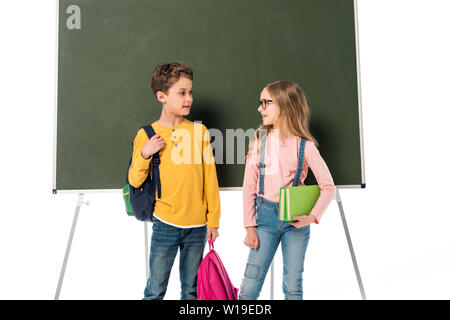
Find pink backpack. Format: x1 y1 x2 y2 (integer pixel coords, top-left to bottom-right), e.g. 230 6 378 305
197 240 239 300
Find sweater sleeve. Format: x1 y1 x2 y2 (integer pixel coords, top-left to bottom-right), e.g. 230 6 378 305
304 141 336 224
202 125 221 228
128 128 152 188
243 139 259 228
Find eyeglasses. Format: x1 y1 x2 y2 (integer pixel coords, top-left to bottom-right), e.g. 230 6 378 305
259 99 274 110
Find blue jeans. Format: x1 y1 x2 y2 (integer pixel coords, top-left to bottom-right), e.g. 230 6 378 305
239 197 310 300
143 217 206 300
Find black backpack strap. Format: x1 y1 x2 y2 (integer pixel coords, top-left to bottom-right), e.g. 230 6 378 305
142 125 156 140
126 126 154 185
142 125 162 199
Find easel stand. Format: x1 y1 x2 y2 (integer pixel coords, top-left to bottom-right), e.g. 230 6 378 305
335 188 366 300
269 188 366 300
56 190 365 300
54 193 89 300
54 193 149 300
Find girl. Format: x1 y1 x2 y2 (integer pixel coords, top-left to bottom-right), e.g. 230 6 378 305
239 80 336 300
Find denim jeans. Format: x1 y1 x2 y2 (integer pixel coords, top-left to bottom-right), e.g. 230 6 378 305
239 197 310 300
143 217 206 300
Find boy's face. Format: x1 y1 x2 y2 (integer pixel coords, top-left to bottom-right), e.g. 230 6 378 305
157 76 193 116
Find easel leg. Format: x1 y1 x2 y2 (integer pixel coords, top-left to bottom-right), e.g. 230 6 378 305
336 189 366 300
144 222 149 280
54 193 88 300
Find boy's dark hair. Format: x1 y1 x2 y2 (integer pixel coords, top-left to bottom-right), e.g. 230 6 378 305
151 62 193 95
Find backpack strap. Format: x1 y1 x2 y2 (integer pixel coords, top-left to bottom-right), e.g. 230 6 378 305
208 239 215 251
142 125 162 199
292 138 306 187
125 126 162 197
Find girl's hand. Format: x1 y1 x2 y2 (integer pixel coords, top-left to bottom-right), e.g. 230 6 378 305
141 134 165 159
207 227 219 243
289 215 316 228
244 227 259 249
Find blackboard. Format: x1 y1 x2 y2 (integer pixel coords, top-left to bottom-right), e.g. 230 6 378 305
55 0 365 191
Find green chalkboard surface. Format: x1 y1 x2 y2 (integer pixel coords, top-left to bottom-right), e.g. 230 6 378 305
55 0 364 191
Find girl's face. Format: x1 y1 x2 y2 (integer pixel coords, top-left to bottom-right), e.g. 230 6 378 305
258 87 280 126
157 76 193 116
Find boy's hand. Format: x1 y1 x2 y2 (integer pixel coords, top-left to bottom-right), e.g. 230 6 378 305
244 227 259 250
141 134 165 159
289 215 315 228
207 228 219 242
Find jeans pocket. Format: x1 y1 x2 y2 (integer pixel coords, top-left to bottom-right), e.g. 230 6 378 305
255 205 261 223
152 217 164 232
152 217 161 224
257 207 273 227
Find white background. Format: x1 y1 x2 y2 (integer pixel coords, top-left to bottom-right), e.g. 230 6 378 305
1 0 449 300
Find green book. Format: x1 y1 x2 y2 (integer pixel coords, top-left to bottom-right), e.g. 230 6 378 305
279 185 321 221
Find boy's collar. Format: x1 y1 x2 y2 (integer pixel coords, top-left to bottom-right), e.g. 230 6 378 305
153 118 188 130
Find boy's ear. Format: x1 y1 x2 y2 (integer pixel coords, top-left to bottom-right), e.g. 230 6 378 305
156 91 166 103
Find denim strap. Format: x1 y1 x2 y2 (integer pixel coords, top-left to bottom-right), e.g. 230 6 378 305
258 135 267 196
292 138 306 187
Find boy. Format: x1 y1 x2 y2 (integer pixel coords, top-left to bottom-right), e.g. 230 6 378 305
128 62 220 300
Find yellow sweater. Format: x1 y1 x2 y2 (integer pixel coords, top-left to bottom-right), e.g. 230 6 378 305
128 119 220 228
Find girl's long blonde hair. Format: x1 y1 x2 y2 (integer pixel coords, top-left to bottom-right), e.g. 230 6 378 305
248 80 318 157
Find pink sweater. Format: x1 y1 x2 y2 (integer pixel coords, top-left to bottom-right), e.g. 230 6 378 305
243 133 336 227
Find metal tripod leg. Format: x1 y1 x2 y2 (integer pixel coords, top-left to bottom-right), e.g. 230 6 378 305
144 222 149 280
270 261 274 300
54 193 89 300
336 189 366 300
